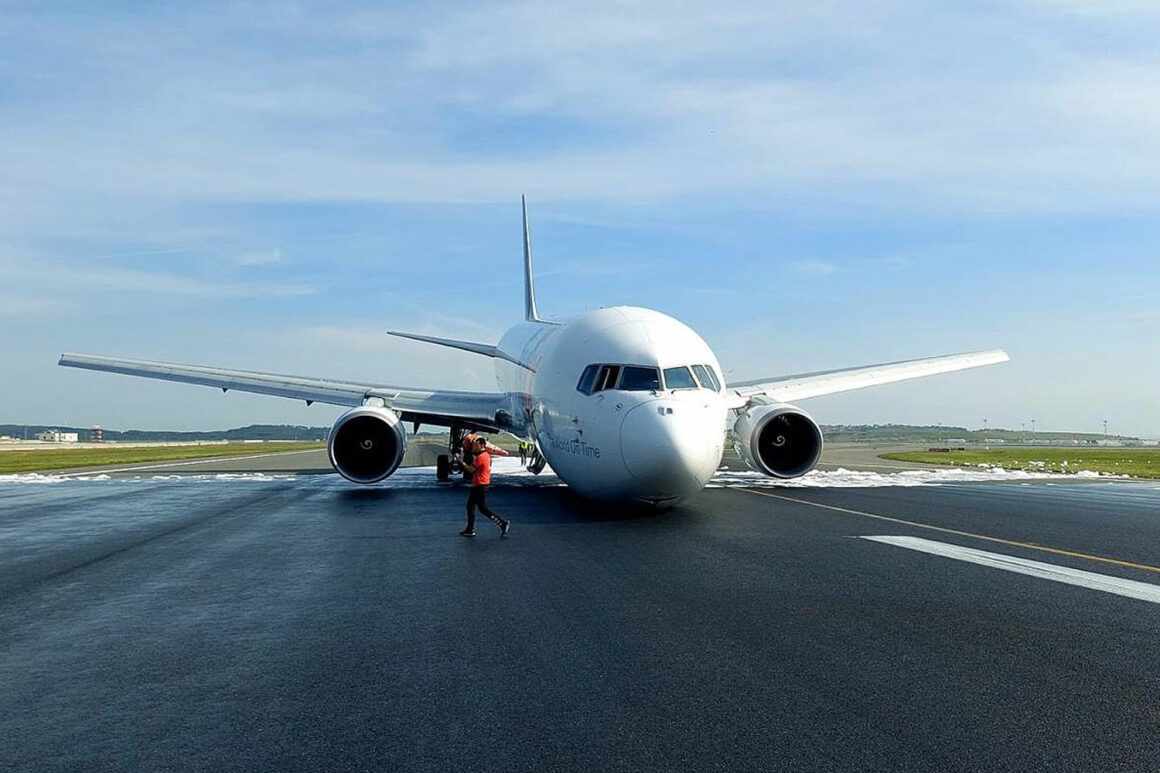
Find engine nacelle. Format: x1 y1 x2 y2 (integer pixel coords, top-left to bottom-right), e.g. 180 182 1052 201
327 406 407 484
733 403 823 478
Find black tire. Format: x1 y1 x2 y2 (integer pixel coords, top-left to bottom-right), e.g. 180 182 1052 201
436 454 450 482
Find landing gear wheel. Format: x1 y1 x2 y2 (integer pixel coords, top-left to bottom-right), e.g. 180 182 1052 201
528 446 547 475
436 454 450 482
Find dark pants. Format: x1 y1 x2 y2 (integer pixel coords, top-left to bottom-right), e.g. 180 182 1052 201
466 485 505 531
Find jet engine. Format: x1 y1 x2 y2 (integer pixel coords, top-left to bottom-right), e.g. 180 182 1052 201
327 406 407 484
732 403 823 478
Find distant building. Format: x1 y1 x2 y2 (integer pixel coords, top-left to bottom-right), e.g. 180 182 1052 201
35 430 79 443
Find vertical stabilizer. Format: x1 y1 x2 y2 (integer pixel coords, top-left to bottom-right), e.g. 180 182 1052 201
522 196 541 322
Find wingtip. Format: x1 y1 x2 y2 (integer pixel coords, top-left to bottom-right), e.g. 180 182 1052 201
387 330 426 343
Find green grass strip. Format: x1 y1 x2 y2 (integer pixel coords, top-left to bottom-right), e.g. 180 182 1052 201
0 442 324 474
882 447 1160 479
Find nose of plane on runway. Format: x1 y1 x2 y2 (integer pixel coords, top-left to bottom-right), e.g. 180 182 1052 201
620 400 722 499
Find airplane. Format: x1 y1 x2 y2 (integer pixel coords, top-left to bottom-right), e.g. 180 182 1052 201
59 199 1009 504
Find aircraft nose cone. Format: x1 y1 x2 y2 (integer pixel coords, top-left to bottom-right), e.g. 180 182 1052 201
620 400 721 499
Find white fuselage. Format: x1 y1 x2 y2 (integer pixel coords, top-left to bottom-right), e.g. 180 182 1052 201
493 306 728 504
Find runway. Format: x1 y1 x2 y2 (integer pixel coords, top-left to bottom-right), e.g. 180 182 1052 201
3 465 1159 771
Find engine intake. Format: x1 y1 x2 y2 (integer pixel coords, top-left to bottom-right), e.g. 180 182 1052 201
328 406 407 484
733 403 823 478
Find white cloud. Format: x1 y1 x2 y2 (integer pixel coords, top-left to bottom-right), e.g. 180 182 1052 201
3 1 1160 220
235 248 284 267
790 260 838 276
1027 1 1160 17
0 260 315 300
0 298 67 317
294 322 499 390
2 2 1159 434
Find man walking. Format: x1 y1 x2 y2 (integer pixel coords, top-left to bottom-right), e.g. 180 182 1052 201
461 436 511 538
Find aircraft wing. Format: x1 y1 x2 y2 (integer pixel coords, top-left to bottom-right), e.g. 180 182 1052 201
58 353 517 432
727 349 1009 404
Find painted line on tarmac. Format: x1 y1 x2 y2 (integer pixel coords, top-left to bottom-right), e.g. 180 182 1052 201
56 449 324 477
862 535 1160 605
739 488 1160 576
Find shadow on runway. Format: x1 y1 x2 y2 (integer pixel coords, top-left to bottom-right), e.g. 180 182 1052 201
329 481 690 525
510 486 676 523
339 488 400 503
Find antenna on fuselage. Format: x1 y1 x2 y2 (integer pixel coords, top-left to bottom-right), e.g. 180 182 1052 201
522 195 543 322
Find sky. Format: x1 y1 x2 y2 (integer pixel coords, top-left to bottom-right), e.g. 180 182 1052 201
1 1 1158 436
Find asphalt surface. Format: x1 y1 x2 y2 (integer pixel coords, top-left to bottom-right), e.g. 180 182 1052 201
3 470 1159 772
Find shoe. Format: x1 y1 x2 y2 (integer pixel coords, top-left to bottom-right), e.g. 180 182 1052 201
459 529 476 538
499 520 510 538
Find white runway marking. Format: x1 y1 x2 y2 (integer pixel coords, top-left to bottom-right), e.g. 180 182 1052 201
862 535 1160 605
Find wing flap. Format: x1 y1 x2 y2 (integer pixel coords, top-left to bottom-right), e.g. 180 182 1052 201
729 349 1009 403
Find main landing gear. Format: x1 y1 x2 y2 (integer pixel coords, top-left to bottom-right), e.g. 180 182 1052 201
526 444 547 475
436 426 468 483
436 425 546 481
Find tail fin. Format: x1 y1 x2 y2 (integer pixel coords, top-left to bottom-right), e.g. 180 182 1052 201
522 196 542 322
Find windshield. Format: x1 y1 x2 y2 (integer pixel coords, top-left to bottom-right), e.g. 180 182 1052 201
663 366 697 390
576 364 600 394
692 364 721 391
619 366 661 391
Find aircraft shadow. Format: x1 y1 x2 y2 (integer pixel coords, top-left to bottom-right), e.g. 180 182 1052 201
489 485 693 524
327 479 695 525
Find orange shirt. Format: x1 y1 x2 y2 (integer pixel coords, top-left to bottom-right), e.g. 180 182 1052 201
472 451 492 486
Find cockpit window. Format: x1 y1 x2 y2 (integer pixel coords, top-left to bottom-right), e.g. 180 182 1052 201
692 364 721 392
577 364 600 394
580 364 662 393
595 365 621 392
619 366 661 391
663 366 697 390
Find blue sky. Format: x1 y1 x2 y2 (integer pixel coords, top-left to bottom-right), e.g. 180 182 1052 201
2 1 1157 435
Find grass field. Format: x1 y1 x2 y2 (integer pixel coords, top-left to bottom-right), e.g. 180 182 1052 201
881 447 1160 479
0 442 325 475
